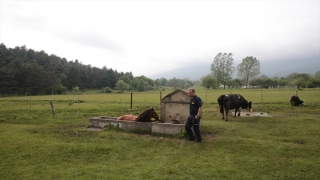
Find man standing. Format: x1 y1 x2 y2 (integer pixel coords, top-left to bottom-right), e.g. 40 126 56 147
185 88 202 142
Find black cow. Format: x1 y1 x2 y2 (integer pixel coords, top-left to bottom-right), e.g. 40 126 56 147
217 94 252 121
290 95 306 106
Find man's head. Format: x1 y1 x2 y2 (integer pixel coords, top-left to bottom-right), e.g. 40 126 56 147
188 89 196 97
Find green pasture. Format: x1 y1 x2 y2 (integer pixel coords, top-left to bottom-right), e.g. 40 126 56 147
0 88 319 179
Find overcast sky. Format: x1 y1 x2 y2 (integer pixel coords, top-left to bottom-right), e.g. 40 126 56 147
1 0 319 77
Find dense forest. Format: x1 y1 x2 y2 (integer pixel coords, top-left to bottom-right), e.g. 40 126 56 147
0 44 195 95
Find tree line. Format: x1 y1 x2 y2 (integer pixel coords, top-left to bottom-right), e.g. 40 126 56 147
2 44 317 95
0 44 194 95
201 52 320 89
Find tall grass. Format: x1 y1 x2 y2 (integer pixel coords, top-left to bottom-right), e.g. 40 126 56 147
0 88 319 179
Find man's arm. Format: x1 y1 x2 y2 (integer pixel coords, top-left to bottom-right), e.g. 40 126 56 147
197 106 202 116
195 106 202 119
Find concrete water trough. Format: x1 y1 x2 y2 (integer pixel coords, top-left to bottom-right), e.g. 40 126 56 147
89 116 185 135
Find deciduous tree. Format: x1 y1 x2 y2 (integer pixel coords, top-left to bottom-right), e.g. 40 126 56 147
137 79 146 92
119 75 132 85
291 77 306 89
314 70 320 79
159 78 168 86
200 75 217 89
237 56 260 88
115 80 129 93
211 53 235 89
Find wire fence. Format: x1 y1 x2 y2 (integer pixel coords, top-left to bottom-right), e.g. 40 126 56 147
1 88 319 118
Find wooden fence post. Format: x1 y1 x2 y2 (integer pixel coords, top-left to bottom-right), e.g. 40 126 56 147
50 101 55 116
29 95 32 117
77 94 79 116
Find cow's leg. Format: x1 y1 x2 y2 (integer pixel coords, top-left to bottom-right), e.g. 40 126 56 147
225 108 229 121
234 109 237 117
223 106 226 120
238 107 241 116
220 105 224 120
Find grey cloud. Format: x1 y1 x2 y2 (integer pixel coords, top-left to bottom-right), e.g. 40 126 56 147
2 7 125 53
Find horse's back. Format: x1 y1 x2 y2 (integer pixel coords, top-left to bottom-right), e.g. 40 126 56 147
117 115 138 121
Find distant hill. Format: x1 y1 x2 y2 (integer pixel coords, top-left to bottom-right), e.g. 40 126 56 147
149 57 320 80
149 64 211 80
259 57 319 77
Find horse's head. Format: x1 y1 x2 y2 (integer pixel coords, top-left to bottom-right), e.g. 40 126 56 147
149 107 159 120
137 107 159 122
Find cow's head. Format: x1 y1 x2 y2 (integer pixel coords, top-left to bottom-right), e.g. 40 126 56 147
248 101 252 112
301 100 306 105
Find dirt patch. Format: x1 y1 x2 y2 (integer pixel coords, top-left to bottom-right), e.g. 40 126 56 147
86 127 103 131
239 112 271 117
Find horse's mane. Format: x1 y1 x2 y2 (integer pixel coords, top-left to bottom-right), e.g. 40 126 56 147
136 108 153 121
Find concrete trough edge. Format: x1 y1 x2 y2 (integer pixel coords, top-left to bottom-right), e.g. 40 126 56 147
89 116 185 135
151 123 185 135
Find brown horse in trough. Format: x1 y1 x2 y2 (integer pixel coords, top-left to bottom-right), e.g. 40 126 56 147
117 107 160 122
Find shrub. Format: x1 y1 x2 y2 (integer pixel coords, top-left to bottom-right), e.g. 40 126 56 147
101 87 113 93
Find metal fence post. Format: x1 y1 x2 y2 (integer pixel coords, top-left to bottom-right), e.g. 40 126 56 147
130 92 133 110
206 89 207 103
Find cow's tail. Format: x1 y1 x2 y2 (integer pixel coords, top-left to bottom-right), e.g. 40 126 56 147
217 95 224 105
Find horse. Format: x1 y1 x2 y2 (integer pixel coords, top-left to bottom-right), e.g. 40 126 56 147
117 107 160 122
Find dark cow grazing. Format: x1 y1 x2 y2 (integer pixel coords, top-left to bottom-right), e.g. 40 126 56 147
290 95 306 106
217 94 252 121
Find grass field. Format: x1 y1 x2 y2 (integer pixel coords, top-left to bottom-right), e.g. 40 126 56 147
0 88 319 179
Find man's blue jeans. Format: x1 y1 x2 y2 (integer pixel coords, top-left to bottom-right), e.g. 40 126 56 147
185 115 202 142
